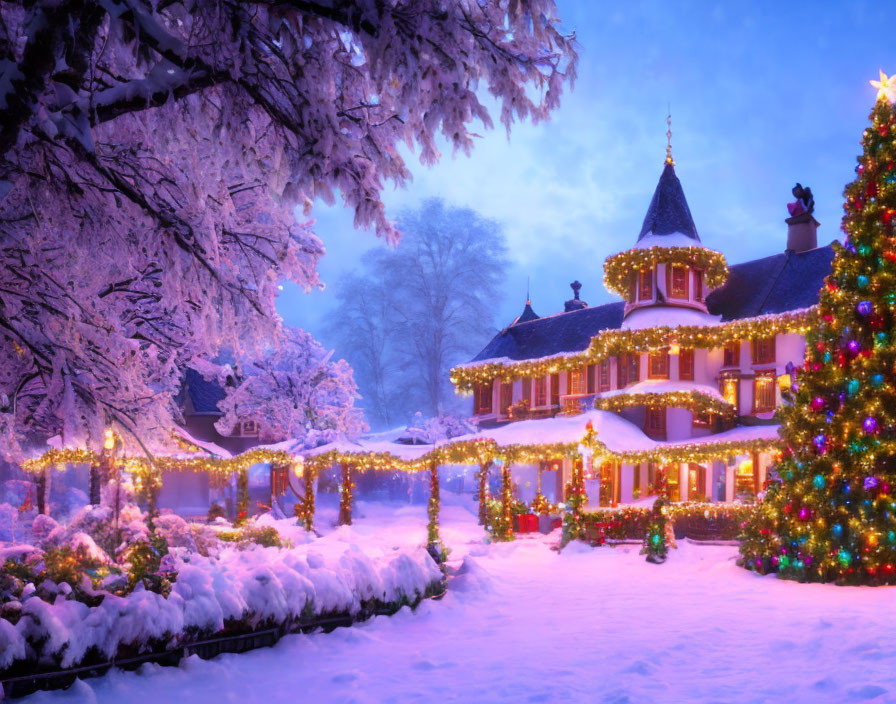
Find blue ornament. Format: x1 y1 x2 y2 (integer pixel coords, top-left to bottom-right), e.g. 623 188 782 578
857 274 870 289
832 523 843 537
872 374 885 387
848 379 861 395
838 549 852 566
857 300 873 317
824 351 832 363
814 434 828 451
813 474 826 489
889 531 896 543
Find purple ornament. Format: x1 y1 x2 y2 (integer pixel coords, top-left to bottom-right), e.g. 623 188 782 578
863 416 879 435
864 476 880 491
814 434 828 452
799 507 810 521
811 397 825 411
847 339 861 356
857 300 874 317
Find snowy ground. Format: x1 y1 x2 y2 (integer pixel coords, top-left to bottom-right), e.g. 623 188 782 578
21 497 896 704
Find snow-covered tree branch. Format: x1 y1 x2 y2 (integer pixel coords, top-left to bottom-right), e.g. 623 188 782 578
0 1 575 456
214 328 366 446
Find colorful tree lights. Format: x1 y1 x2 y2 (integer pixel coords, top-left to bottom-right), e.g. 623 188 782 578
740 74 896 584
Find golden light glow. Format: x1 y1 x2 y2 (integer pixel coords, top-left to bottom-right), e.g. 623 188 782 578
450 309 815 393
603 246 728 298
103 428 116 451
871 69 896 104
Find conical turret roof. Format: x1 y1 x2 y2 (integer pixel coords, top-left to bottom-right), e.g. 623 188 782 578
512 300 539 325
637 162 700 243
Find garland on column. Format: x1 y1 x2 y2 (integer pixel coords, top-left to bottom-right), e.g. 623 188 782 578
235 469 250 526
426 461 446 562
531 464 551 514
476 459 492 526
562 456 587 545
642 497 673 564
295 465 316 532
338 464 355 526
487 459 515 542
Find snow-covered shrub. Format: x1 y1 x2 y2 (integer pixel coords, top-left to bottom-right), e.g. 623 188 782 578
154 513 198 552
30 513 59 544
206 503 227 523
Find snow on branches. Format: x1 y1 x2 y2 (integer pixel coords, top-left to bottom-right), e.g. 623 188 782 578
0 0 576 455
215 328 366 447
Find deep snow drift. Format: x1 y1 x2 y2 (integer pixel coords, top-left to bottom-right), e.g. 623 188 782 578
19 498 896 704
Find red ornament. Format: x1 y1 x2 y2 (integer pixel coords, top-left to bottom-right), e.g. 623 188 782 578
866 182 878 198
883 209 895 224
880 124 890 137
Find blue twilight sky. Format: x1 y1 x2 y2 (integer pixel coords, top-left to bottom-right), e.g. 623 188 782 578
277 1 893 350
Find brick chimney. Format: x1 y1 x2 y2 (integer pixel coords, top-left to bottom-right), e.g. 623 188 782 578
785 183 819 253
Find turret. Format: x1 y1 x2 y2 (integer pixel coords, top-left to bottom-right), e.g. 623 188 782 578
602 128 727 331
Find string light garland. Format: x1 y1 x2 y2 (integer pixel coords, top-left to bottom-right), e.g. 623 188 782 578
449 309 816 392
587 310 816 362
427 461 443 557
594 390 735 418
603 245 729 298
338 464 355 526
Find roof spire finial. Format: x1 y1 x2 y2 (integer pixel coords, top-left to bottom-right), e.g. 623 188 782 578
665 106 674 166
526 275 531 305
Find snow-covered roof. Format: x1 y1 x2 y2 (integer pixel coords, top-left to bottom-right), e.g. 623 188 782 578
631 232 702 250
467 250 829 367
304 436 435 462
621 306 722 331
452 409 654 454
651 423 781 452
172 426 233 459
596 379 727 403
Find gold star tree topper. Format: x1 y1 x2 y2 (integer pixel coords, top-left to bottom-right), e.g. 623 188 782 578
871 69 896 104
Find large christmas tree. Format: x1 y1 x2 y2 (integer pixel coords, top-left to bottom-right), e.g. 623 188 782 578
740 72 896 585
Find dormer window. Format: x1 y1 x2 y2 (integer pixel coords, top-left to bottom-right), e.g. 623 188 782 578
499 383 513 416
679 348 694 380
638 269 653 301
648 349 670 379
474 383 493 415
667 264 689 299
238 420 259 437
568 369 586 396
752 337 776 365
598 360 611 392
723 342 740 368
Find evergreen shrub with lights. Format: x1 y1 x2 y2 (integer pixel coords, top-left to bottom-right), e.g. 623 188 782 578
641 497 672 564
739 75 896 584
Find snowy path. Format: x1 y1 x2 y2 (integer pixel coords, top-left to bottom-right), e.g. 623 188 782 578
23 500 896 704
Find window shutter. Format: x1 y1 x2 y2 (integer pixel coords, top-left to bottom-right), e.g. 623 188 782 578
587 364 596 394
